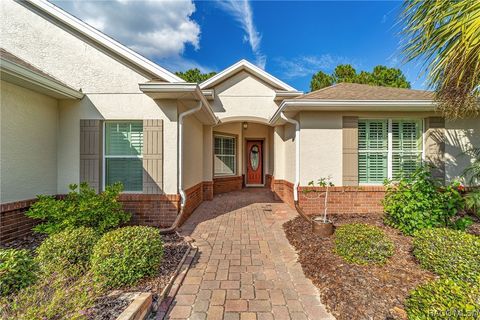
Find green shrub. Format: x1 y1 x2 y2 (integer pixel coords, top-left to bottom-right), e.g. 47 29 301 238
0 249 37 297
0 271 102 320
465 190 480 218
413 228 480 282
26 182 131 235
406 278 480 320
36 227 98 277
334 223 394 265
383 166 465 235
91 226 163 288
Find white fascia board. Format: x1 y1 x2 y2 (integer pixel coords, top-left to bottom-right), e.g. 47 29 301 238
199 59 297 91
201 89 215 100
274 90 304 100
139 82 219 125
25 0 184 83
269 100 436 125
139 82 198 93
1 58 84 99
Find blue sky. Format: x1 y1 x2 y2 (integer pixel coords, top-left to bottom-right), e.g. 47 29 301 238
54 0 426 92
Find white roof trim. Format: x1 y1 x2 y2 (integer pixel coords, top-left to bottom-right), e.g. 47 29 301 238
139 82 219 125
270 100 436 125
24 0 184 83
199 59 297 91
1 57 84 99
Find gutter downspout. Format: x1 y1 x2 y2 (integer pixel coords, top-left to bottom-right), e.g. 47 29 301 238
279 112 311 224
160 101 203 234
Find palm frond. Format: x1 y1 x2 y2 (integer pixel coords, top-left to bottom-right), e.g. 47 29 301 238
401 0 480 119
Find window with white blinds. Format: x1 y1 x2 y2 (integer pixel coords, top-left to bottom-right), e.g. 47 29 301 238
104 121 143 191
358 119 422 184
214 135 236 176
392 120 423 179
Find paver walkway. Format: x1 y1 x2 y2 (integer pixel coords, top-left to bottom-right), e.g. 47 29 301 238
166 188 334 320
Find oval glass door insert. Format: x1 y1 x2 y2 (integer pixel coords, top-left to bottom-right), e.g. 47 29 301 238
250 145 259 171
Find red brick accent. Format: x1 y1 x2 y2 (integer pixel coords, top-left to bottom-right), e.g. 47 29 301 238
213 176 243 194
271 178 294 207
119 193 180 228
0 181 219 243
202 181 214 201
271 178 385 215
181 182 203 224
0 199 38 244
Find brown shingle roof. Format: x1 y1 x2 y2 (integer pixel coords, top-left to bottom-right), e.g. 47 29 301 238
298 82 433 101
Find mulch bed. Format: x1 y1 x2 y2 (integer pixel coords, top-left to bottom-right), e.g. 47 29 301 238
1 232 47 250
86 232 189 320
283 214 435 320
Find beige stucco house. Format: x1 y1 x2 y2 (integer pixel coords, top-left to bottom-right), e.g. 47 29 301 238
1 0 479 243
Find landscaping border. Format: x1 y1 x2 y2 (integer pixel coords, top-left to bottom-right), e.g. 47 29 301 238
114 233 197 320
156 236 198 320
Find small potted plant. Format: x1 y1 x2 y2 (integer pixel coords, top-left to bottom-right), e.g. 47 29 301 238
303 177 335 237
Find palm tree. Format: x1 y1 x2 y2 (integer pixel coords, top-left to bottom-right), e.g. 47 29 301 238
401 0 480 119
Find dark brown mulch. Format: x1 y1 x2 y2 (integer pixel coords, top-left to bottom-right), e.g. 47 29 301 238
466 215 480 236
0 233 47 251
86 232 189 320
283 214 435 320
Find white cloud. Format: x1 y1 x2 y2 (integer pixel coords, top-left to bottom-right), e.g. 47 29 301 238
157 56 213 74
275 55 356 79
381 14 387 24
53 0 200 59
217 0 266 69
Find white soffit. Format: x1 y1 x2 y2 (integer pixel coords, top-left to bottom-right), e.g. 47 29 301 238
269 100 436 125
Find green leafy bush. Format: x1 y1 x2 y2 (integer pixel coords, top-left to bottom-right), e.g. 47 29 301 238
406 278 480 320
413 228 480 282
465 190 480 217
0 271 102 320
91 226 163 288
36 227 98 277
26 182 131 235
383 166 465 235
0 249 37 297
334 223 394 265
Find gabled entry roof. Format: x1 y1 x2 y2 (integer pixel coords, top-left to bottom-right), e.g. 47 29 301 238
199 59 299 92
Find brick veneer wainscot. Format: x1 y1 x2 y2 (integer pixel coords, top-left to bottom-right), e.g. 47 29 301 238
213 176 243 194
271 178 385 215
0 182 215 244
0 199 38 244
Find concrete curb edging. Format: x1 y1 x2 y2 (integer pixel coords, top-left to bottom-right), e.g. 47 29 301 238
156 236 198 319
116 293 153 320
115 233 197 320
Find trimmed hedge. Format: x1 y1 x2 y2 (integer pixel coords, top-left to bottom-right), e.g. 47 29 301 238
406 278 480 320
0 249 37 297
334 223 394 265
36 227 98 277
90 226 163 288
413 228 480 283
